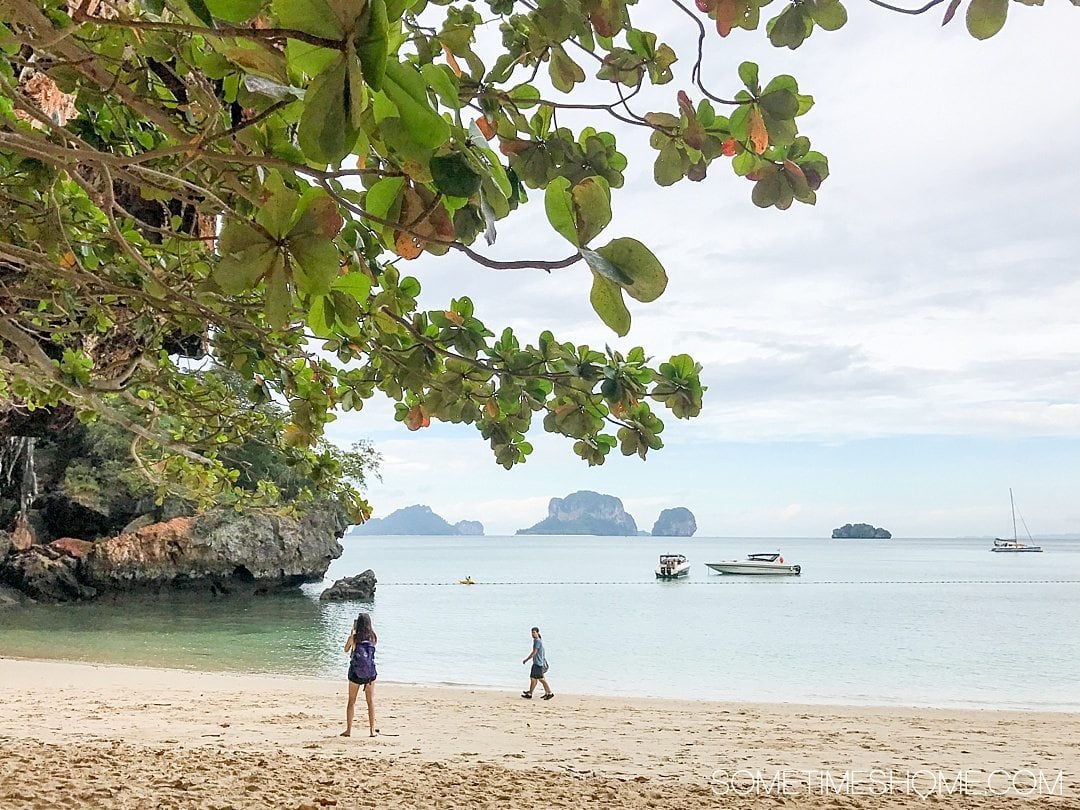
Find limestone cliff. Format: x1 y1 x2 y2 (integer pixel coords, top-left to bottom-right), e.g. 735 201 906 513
0 506 346 603
651 507 697 537
517 491 638 536
351 505 484 536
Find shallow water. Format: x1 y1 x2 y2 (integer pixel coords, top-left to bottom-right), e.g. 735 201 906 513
2 536 1078 710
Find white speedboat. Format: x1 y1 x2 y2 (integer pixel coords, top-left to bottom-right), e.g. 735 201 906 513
655 554 690 579
706 552 801 576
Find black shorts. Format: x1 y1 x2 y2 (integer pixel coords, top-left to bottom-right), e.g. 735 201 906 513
348 669 376 686
530 664 547 679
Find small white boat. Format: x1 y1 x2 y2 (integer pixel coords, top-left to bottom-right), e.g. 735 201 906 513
655 554 690 579
706 552 801 576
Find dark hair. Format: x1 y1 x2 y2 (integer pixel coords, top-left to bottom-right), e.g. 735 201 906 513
531 626 540 637
355 612 377 644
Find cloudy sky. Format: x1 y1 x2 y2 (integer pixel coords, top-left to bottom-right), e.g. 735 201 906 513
326 5 1080 538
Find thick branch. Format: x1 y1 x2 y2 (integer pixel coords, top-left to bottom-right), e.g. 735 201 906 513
71 12 346 52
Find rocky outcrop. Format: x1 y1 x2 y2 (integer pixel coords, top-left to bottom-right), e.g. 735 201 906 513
517 491 638 536
351 505 484 536
320 569 377 601
0 584 33 607
82 507 347 596
651 507 697 537
0 545 97 602
832 523 892 539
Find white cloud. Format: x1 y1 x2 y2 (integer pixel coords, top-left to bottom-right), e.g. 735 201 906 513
324 12 1080 537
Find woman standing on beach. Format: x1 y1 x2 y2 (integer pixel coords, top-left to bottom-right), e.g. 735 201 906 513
342 612 378 737
521 626 554 700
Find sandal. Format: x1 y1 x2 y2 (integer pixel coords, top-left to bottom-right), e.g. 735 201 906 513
521 691 533 699
541 693 554 700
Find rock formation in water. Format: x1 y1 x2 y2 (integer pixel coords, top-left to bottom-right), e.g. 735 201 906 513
517 491 638 536
651 507 697 537
831 523 892 539
350 505 484 536
83 508 347 595
0 506 346 604
320 569 377 601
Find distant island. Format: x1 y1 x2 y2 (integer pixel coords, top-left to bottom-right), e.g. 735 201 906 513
518 491 638 536
651 507 697 537
516 491 698 537
832 523 892 539
351 505 484 536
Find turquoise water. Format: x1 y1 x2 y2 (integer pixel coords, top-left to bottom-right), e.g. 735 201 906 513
2 536 1079 710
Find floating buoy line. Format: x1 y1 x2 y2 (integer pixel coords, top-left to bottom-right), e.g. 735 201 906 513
379 579 1080 587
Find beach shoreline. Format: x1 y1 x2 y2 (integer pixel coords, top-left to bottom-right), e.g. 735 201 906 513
2 657 1078 808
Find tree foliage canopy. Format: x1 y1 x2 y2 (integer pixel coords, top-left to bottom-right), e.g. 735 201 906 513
0 0 1061 521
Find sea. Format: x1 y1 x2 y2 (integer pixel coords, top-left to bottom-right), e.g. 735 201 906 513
2 536 1079 711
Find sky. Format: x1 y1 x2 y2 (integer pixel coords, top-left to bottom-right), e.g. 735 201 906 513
325 5 1080 538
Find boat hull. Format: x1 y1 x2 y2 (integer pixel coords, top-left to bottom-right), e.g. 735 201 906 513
706 562 801 576
655 566 690 579
991 546 1043 553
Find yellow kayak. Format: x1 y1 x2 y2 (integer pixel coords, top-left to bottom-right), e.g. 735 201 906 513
459 578 475 585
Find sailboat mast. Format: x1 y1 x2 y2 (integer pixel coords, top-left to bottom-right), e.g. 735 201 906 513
1010 487 1017 542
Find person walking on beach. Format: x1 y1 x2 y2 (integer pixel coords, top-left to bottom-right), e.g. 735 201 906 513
342 612 378 737
521 626 553 700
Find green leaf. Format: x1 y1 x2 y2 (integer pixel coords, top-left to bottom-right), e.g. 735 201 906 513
332 272 372 302
738 61 759 92
346 54 367 128
354 0 389 92
205 0 262 23
215 242 276 294
966 0 1008 38
286 40 339 78
589 273 631 336
364 176 405 237
430 152 482 198
379 60 450 149
809 0 848 30
308 294 335 337
751 167 782 208
290 235 338 295
297 56 360 165
544 177 578 246
290 190 343 239
549 45 585 93
272 0 345 39
185 0 216 27
654 143 685 186
422 63 460 110
255 174 300 238
595 237 667 303
758 89 799 120
218 219 269 255
264 256 292 329
581 247 633 286
570 176 611 246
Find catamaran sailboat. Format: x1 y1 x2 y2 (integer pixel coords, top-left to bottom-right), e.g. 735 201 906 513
992 489 1043 553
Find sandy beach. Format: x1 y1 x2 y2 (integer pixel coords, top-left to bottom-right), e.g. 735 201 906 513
1 657 1078 808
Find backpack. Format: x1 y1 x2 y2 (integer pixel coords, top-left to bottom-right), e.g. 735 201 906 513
350 639 377 681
